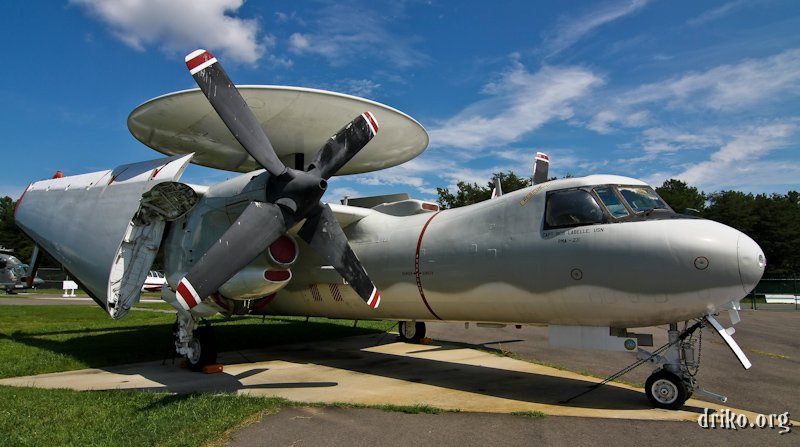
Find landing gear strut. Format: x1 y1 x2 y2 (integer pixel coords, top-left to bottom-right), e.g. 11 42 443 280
640 322 701 409
398 320 426 343
173 316 217 371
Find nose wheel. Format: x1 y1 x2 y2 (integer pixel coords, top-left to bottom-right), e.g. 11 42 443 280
645 369 689 409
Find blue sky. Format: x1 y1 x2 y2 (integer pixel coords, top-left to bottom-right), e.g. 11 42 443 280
2 0 799 202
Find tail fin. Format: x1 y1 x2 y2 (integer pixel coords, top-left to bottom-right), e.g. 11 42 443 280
532 152 550 185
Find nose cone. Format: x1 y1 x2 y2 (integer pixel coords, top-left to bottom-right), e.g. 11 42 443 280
738 234 766 294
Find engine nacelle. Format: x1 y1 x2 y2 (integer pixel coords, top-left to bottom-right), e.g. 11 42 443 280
267 234 299 269
219 266 292 300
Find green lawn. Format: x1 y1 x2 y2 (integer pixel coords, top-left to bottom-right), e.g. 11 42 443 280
0 304 399 446
0 386 287 447
0 305 393 378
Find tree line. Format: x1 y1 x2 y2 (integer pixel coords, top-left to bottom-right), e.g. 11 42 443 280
2 175 799 277
436 174 799 278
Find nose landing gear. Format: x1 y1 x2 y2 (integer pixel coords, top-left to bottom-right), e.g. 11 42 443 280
645 369 690 410
640 321 702 409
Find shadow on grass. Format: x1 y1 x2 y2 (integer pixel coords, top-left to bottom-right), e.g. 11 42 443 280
5 318 389 371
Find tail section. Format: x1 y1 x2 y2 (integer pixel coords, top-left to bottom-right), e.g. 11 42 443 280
532 152 550 185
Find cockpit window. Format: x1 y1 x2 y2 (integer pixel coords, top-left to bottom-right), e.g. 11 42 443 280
618 186 669 213
545 189 604 228
594 187 629 218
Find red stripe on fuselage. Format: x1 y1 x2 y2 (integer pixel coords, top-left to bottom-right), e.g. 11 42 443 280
415 212 442 320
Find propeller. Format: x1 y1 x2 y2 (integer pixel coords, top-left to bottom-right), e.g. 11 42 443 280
176 49 381 311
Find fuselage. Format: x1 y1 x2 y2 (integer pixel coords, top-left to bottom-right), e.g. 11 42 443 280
163 173 765 328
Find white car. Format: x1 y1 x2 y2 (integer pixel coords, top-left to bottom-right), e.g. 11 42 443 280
141 270 167 292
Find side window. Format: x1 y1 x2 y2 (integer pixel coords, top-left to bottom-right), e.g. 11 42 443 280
594 187 629 218
545 190 604 228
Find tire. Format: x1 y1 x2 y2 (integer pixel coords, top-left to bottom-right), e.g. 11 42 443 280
645 370 688 410
186 325 217 372
398 321 426 343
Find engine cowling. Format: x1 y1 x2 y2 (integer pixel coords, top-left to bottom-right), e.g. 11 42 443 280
218 266 292 300
218 234 298 300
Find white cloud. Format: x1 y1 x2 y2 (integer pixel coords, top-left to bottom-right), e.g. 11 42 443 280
72 0 265 64
674 123 797 189
356 174 425 189
628 49 800 110
588 49 800 133
428 62 602 150
686 0 748 26
639 127 723 157
285 3 429 68
330 79 382 98
587 110 649 134
541 0 651 57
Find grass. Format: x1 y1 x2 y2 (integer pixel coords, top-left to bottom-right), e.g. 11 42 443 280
0 386 287 447
0 386 455 447
510 410 547 419
0 303 409 446
319 401 450 414
0 305 394 379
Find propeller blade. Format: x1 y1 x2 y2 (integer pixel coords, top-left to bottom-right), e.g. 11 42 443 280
307 112 379 180
175 202 288 310
185 49 287 177
298 204 381 308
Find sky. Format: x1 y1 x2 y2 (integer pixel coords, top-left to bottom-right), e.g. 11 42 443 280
2 0 799 203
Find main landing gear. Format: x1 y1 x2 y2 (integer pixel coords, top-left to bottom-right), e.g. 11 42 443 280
173 315 218 371
398 320 426 343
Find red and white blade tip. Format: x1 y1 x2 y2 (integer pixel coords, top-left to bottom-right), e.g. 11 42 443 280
362 111 379 136
367 288 381 308
185 49 217 75
535 152 549 161
176 277 201 310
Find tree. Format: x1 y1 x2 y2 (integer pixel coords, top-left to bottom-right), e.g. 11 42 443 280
436 171 531 209
703 191 758 236
750 192 800 277
0 196 58 267
655 179 706 214
0 196 34 259
703 190 800 277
